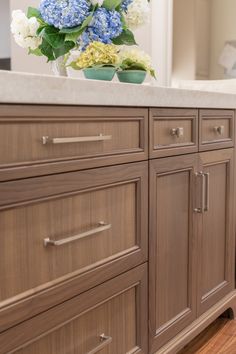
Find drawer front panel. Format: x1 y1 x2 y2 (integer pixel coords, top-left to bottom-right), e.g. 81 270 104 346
0 106 148 180
0 265 148 354
199 110 234 151
150 109 198 158
0 162 148 331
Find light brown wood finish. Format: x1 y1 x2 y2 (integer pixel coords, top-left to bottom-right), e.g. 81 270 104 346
178 318 236 354
0 264 148 354
197 149 235 315
149 154 198 353
199 110 234 151
149 108 198 158
0 162 148 332
0 105 148 182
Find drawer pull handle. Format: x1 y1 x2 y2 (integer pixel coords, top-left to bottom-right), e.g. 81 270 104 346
86 334 112 354
44 221 111 247
42 134 112 145
214 125 224 135
194 171 205 213
204 172 210 212
170 127 184 138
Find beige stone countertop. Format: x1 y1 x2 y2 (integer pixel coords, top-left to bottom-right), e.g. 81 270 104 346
1 70 236 109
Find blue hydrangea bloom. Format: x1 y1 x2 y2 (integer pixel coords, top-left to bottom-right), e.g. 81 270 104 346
121 0 133 12
80 8 123 50
39 0 90 29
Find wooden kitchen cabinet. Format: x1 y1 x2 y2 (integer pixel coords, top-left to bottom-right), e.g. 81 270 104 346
149 149 235 353
197 149 235 315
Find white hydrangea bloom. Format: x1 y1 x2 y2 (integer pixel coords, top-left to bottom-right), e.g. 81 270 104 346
90 0 104 6
11 10 42 50
124 0 150 29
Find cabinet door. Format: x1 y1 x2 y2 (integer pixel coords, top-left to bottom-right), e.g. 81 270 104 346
149 155 198 353
197 149 235 315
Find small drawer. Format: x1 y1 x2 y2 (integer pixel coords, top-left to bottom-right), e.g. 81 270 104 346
0 265 148 354
199 110 234 151
0 105 148 181
0 162 148 332
149 108 198 158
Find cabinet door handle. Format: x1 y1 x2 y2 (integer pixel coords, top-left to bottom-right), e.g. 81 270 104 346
194 172 205 213
86 334 112 354
204 172 210 212
44 222 111 247
214 125 224 135
42 134 112 145
170 127 184 138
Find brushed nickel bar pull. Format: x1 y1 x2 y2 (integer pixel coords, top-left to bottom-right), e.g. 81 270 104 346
44 222 111 247
204 172 210 212
42 134 112 145
170 127 184 138
194 172 205 213
214 125 224 135
86 334 112 354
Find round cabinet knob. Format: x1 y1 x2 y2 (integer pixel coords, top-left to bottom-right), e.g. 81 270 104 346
170 127 184 138
214 125 225 135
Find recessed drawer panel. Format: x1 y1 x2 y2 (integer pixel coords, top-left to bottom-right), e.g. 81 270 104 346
0 265 148 354
199 110 234 151
0 162 148 332
150 109 198 158
0 105 148 181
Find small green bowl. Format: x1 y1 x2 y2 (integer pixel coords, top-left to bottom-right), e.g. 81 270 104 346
117 70 147 84
83 67 116 81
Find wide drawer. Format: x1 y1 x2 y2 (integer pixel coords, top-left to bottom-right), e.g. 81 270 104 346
149 108 198 158
0 265 148 354
0 162 148 332
0 105 148 181
199 109 234 151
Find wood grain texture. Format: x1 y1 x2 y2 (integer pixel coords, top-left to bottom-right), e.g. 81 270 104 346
199 109 234 151
154 290 236 354
0 162 148 333
0 264 148 354
178 318 236 354
0 105 148 182
149 154 198 353
197 149 235 315
149 108 198 158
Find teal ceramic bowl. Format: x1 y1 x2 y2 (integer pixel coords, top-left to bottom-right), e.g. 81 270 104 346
83 67 116 81
117 70 147 84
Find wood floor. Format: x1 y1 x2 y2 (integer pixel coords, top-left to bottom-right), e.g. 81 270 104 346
178 318 236 353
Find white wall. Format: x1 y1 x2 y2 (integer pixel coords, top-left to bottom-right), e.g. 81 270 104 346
0 0 11 58
172 0 196 83
209 0 236 79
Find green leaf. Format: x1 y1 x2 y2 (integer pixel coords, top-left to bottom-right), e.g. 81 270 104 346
39 39 55 61
28 47 43 56
27 7 42 19
53 41 75 59
112 29 137 46
103 0 122 10
42 26 65 49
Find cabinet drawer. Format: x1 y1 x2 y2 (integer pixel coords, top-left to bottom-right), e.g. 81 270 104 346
149 108 198 158
199 110 234 151
0 105 148 181
0 162 148 332
0 265 148 354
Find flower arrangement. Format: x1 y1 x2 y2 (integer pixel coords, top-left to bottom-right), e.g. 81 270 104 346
11 0 151 62
118 47 156 78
